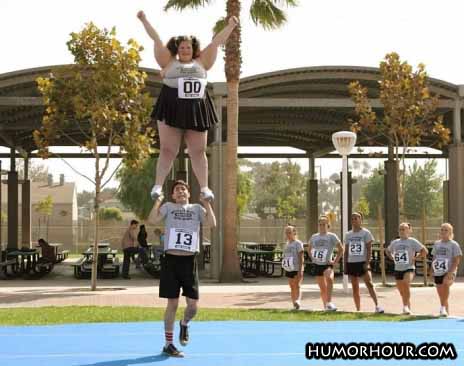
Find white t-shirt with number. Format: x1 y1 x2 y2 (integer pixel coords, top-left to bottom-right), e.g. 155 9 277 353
160 202 205 253
431 240 462 276
282 240 304 272
387 237 424 271
309 232 340 265
345 228 374 263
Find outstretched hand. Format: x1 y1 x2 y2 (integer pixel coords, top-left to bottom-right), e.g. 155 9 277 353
137 10 146 21
228 16 239 27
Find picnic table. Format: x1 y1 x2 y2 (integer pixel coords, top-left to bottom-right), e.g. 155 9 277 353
238 248 283 277
72 246 120 279
3 249 55 278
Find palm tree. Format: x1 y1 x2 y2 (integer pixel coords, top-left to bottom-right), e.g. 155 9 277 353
164 0 298 281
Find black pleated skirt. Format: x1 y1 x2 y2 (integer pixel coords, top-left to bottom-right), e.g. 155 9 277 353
151 85 218 132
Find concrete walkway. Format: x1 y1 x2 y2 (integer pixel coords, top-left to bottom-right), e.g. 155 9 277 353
1 263 463 317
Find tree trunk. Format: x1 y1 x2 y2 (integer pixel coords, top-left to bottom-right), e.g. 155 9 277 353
220 0 242 282
91 169 100 291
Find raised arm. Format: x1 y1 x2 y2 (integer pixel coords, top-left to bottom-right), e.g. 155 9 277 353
199 16 239 70
137 10 173 68
147 198 164 225
200 199 217 228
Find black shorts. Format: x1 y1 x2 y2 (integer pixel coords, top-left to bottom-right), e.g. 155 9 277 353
394 269 414 280
434 273 455 285
151 85 218 132
313 264 333 276
345 262 367 277
285 271 299 278
159 253 199 299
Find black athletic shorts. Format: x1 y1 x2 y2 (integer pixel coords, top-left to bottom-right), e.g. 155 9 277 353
345 262 367 277
433 273 455 285
394 268 414 280
159 253 199 299
285 270 299 278
313 264 333 276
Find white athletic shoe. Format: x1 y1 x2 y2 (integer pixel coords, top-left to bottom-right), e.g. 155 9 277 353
200 188 215 202
402 306 411 315
439 307 448 317
293 301 301 310
150 185 163 201
325 303 337 312
375 306 385 314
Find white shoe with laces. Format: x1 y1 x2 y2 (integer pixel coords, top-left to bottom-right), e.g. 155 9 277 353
375 306 385 314
402 306 411 315
325 303 337 312
439 307 448 317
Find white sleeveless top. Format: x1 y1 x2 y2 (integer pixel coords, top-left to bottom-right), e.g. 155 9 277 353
162 59 207 88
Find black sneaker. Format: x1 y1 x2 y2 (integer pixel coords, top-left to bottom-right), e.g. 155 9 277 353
179 320 189 346
162 343 184 358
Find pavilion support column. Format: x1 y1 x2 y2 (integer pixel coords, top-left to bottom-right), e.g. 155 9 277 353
339 171 353 239
7 148 18 250
384 154 399 247
306 155 318 239
21 156 31 247
209 85 226 280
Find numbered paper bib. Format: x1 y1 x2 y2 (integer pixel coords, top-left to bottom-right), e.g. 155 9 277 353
311 248 328 264
167 228 199 253
282 256 296 271
394 250 409 265
432 258 449 275
178 77 207 99
349 240 365 257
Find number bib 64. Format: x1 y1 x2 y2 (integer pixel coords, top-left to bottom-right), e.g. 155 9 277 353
394 250 409 264
168 228 199 252
178 77 207 99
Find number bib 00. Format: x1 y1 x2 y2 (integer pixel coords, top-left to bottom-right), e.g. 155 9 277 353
178 77 207 99
432 258 449 275
311 248 328 264
349 240 365 257
394 250 409 265
282 256 296 271
167 228 199 253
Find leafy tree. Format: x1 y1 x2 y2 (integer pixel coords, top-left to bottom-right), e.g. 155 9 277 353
98 207 123 221
35 195 53 240
77 190 94 207
117 158 156 220
362 166 385 219
404 160 442 219
34 23 155 290
16 160 48 182
237 168 252 217
349 52 450 214
355 195 370 218
164 0 299 281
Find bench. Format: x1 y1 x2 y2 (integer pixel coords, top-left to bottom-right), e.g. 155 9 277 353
56 250 70 262
0 259 18 279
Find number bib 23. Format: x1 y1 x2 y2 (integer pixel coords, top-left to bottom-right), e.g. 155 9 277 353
167 228 199 252
178 77 207 99
349 240 365 257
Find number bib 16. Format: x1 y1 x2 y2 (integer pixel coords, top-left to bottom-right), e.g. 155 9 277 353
311 248 328 263
167 228 198 253
178 77 207 99
432 258 449 275
394 250 409 264
282 256 296 271
349 240 365 257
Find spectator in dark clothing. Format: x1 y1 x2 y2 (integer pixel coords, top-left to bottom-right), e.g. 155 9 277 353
138 225 149 248
38 238 55 263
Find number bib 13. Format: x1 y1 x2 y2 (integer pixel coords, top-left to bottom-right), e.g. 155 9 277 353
282 256 296 271
394 250 409 265
311 248 328 264
167 228 199 252
432 258 449 275
178 77 207 99
349 240 365 257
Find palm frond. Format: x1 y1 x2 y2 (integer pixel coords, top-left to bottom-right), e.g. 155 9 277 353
164 0 214 11
250 0 296 29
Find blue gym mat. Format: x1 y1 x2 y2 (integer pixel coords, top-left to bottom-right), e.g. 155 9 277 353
0 319 462 365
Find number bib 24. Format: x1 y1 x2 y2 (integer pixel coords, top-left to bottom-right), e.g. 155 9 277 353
432 258 449 275
167 228 199 252
178 77 207 99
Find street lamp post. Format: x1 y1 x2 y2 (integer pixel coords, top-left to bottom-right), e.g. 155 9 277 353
332 131 357 293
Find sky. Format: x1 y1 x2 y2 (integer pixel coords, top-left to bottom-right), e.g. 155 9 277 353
0 0 460 191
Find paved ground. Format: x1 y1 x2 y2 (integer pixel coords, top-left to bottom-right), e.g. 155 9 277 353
1 262 463 317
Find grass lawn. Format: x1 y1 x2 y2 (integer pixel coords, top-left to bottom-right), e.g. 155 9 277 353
0 307 433 326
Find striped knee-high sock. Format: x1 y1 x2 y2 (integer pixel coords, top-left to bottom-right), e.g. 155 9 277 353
165 331 173 346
